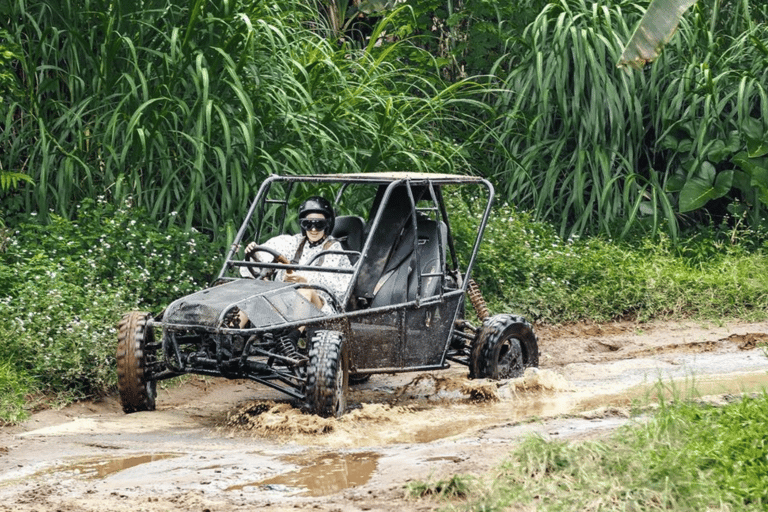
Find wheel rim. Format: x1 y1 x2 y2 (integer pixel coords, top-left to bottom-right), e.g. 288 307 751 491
333 363 345 417
497 338 523 379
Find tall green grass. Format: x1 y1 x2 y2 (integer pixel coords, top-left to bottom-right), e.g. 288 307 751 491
1 0 481 243
489 0 768 239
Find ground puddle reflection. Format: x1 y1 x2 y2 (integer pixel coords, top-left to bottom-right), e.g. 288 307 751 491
227 451 380 496
60 453 178 479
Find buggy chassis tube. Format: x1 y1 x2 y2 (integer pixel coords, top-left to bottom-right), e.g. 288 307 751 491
232 258 356 275
158 289 464 336
221 174 495 308
157 323 307 400
172 362 306 400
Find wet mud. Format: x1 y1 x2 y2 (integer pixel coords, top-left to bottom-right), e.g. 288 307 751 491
1 319 767 511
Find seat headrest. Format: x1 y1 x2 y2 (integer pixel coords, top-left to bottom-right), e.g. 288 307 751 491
332 215 365 251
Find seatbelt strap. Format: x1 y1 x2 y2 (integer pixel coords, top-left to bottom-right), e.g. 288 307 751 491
291 237 336 265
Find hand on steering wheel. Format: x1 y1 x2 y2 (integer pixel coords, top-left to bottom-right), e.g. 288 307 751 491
244 243 289 279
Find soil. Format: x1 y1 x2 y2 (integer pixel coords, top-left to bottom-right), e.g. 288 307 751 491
2 319 768 511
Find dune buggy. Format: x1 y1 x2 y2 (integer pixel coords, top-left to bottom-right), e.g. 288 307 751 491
116 173 539 417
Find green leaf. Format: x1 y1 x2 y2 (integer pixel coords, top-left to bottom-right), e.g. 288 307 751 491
746 137 768 159
748 164 768 190
741 117 764 141
678 162 728 212
731 170 752 195
733 152 768 206
733 151 768 182
707 140 728 164
713 170 734 197
725 131 742 153
666 172 687 193
618 0 699 69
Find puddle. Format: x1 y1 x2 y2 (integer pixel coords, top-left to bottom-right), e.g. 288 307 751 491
575 371 768 412
226 451 380 496
58 453 178 479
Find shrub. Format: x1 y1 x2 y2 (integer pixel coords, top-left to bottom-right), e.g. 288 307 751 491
450 198 768 323
0 198 215 421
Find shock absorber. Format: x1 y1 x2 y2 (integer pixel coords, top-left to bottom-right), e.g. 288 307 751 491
278 331 302 363
467 278 490 321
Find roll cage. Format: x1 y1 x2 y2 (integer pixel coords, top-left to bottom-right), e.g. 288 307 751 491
218 173 494 319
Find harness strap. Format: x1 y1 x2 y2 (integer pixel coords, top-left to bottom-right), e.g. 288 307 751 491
291 236 336 266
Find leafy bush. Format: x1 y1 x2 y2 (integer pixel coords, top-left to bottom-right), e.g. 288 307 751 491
0 199 215 421
0 357 30 425
451 198 768 323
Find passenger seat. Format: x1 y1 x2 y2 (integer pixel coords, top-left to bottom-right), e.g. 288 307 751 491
332 215 365 262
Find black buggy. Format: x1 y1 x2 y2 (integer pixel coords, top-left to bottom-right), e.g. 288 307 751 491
116 173 539 417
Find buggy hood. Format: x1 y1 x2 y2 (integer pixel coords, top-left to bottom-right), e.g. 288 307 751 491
161 279 324 329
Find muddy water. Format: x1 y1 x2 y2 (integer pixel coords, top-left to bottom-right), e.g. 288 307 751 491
56 454 178 479
3 338 766 510
227 452 380 496
220 368 577 446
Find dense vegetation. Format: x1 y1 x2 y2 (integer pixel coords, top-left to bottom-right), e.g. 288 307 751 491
4 0 767 239
0 0 483 237
0 199 214 422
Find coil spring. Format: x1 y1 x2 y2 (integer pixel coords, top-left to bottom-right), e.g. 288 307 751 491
278 335 301 362
467 278 489 321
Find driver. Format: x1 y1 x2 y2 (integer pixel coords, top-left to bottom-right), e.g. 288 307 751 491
242 196 352 315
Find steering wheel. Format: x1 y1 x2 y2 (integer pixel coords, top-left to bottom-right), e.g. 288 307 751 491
244 244 289 279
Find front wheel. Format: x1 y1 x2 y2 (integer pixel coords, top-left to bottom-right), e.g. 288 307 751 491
116 311 158 413
470 314 539 380
304 330 348 417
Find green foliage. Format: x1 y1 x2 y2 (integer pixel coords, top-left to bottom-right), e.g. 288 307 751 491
451 198 768 323
657 14 768 226
406 474 473 499
0 28 32 217
449 392 768 511
1 0 477 244
0 28 22 103
2 198 213 306
0 199 214 421
0 358 30 425
489 0 665 239
489 0 768 239
366 0 549 79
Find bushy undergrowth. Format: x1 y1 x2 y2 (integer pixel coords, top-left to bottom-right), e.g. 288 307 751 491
435 391 768 511
453 199 768 323
0 199 215 422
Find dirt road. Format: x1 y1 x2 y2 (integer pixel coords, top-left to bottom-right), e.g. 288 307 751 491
1 320 767 511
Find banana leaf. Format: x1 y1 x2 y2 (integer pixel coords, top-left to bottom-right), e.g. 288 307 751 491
618 0 699 69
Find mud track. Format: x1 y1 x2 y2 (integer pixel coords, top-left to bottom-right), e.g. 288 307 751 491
2 320 767 511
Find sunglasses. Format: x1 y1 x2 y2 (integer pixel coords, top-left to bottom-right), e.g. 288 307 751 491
300 218 328 231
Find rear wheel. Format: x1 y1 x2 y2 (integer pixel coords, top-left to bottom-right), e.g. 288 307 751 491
116 312 157 413
304 330 348 417
470 314 538 379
